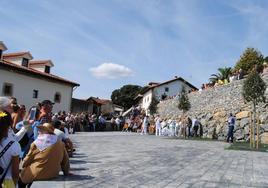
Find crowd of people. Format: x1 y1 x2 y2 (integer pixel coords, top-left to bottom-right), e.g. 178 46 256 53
118 107 204 138
0 71 253 188
122 107 237 144
201 63 268 91
0 97 73 188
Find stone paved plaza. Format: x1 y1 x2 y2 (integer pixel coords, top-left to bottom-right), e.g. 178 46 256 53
34 132 268 188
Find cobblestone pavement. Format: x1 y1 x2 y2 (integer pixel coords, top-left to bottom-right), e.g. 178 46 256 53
33 132 268 188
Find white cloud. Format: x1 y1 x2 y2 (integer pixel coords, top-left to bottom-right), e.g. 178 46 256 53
89 63 134 79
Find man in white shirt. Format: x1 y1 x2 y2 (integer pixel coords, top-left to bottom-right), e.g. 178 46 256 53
141 116 149 135
155 116 162 136
115 117 121 131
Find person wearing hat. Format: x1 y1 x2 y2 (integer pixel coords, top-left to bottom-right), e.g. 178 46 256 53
52 121 74 157
18 123 70 187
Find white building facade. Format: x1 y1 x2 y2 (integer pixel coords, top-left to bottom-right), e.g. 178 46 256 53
0 42 79 113
140 77 197 114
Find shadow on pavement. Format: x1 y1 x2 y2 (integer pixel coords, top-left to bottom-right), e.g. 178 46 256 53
52 174 95 181
70 159 102 164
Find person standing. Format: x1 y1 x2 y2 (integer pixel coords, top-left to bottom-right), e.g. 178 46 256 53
155 116 162 136
227 113 235 143
141 115 149 135
187 117 192 138
115 116 121 131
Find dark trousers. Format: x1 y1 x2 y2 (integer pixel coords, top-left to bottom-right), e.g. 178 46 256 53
18 178 32 188
187 126 191 138
227 126 234 142
193 126 199 137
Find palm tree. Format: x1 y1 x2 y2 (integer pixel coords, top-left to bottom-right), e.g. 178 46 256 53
209 67 232 84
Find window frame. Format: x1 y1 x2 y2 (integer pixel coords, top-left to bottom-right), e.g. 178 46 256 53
44 66 50 74
33 89 39 99
54 92 61 103
2 82 13 96
21 58 29 67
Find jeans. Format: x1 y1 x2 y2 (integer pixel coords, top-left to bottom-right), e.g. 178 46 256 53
227 126 234 142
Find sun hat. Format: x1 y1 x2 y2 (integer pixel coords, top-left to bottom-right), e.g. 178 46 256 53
37 123 55 134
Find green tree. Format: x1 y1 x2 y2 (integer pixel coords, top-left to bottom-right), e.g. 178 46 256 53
209 67 232 84
265 56 268 63
235 48 264 73
178 87 191 113
148 95 159 115
111 85 142 109
242 71 266 148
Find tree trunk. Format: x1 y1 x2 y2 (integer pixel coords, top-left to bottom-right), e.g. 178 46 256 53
253 103 256 148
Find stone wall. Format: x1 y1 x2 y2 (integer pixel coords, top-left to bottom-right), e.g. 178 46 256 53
158 77 268 142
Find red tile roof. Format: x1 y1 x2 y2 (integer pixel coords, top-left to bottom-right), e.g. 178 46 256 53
30 60 49 64
3 52 31 58
0 59 79 87
87 97 111 105
29 60 54 67
150 77 197 90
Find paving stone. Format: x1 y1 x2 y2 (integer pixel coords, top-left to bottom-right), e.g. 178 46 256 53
33 132 268 188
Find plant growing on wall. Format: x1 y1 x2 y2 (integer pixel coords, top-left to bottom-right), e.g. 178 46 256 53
148 95 159 115
177 87 191 113
242 70 266 148
209 67 232 84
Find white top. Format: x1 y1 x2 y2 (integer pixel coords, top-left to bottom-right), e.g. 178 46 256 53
0 136 21 180
115 118 121 125
54 129 67 141
64 127 69 138
8 127 27 142
161 121 167 128
156 119 161 128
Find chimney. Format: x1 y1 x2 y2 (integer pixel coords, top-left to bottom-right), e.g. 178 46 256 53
29 60 54 73
174 76 178 78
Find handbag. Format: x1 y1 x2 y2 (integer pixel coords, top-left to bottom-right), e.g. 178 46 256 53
0 141 14 188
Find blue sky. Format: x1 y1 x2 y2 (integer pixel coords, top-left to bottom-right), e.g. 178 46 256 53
1 0 268 99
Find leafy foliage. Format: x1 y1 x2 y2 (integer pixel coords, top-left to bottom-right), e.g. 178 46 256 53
148 95 159 115
177 87 191 113
111 85 142 109
265 56 268 63
235 48 264 73
209 67 232 83
242 71 266 105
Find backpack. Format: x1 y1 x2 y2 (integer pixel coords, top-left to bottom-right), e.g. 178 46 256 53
0 141 14 188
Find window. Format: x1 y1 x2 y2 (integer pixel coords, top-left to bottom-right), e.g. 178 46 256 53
165 87 169 92
33 90 38 98
44 66 50 74
2 83 13 96
54 92 61 103
22 58 29 67
0 50 2 60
